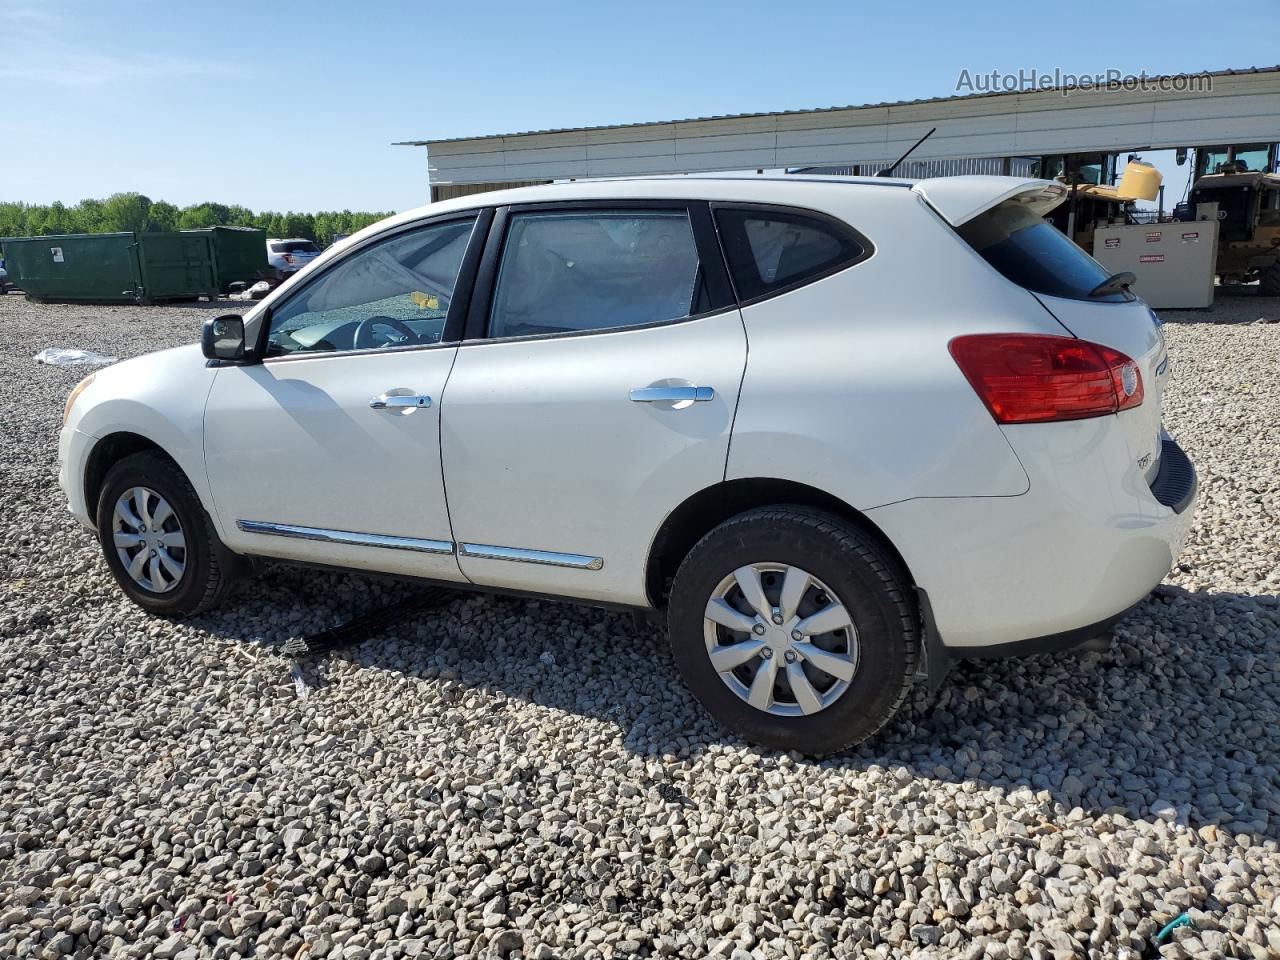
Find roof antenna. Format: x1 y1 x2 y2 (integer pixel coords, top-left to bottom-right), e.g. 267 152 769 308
876 127 937 178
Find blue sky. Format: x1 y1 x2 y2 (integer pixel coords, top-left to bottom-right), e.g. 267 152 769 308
3 0 1277 214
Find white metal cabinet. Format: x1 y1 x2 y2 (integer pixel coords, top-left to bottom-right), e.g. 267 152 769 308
1092 220 1219 309
439 313 747 605
204 347 466 580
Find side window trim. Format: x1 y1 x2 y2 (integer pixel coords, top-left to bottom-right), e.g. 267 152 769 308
462 199 736 345
464 205 509 342
254 207 493 362
709 202 875 307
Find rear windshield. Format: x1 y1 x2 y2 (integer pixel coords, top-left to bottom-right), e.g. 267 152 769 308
958 200 1131 303
271 241 319 254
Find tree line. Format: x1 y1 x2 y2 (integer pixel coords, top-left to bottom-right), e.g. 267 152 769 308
0 193 393 247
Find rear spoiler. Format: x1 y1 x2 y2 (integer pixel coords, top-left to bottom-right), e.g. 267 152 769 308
912 177 1069 227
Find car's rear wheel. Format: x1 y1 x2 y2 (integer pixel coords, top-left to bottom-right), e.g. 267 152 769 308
667 506 918 755
96 451 240 617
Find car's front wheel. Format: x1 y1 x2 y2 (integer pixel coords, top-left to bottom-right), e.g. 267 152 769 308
96 451 240 617
668 506 918 755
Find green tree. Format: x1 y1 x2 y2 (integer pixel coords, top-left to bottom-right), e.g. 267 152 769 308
0 194 392 243
100 193 152 233
47 201 74 234
75 198 106 233
225 205 256 228
177 202 232 229
281 213 314 240
0 202 30 237
312 211 337 245
27 201 73 235
147 201 180 232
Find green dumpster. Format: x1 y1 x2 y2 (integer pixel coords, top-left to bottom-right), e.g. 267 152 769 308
182 225 271 293
0 232 219 304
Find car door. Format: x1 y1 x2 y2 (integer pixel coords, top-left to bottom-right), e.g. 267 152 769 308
439 200 747 606
204 212 487 579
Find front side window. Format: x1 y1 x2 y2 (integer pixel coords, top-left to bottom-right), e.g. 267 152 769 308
959 200 1129 302
488 210 701 339
715 208 866 302
265 217 476 357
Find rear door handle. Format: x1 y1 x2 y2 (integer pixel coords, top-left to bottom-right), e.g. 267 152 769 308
629 386 714 403
370 394 432 409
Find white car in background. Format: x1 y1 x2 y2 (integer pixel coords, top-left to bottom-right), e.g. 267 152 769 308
266 238 321 275
58 175 1196 754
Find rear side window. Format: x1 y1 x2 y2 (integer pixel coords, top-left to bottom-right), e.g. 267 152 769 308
715 208 866 302
488 210 702 338
958 200 1130 302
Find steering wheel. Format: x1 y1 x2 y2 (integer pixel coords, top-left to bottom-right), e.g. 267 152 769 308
353 315 418 350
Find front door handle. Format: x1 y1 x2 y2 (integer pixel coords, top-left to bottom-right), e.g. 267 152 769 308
629 386 715 403
370 394 432 409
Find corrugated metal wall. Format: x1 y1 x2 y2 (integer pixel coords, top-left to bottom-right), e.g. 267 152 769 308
415 69 1280 185
429 180 551 202
792 156 1041 178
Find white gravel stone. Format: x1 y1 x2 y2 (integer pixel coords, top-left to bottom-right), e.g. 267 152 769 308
1 291 1278 959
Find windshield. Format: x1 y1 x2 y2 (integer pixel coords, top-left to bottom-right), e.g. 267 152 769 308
958 199 1131 303
1200 144 1272 175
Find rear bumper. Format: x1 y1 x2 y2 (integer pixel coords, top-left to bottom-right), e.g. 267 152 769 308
869 426 1197 652
1148 434 1197 515
951 600 1138 659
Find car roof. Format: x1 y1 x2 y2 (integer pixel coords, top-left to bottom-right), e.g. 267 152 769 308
242 173 1054 329
381 175 914 227
353 173 1059 241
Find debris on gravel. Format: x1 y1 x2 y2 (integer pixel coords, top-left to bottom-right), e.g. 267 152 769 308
0 292 1277 959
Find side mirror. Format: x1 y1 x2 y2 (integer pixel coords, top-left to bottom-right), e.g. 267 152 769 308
202 314 247 361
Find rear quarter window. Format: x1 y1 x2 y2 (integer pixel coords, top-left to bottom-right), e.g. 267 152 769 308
715 207 868 303
958 200 1131 303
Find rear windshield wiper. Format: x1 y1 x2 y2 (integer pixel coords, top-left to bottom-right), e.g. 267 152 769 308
1089 271 1135 299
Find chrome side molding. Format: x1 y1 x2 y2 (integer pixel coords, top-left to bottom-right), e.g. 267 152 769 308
236 520 454 556
458 542 604 571
236 521 603 570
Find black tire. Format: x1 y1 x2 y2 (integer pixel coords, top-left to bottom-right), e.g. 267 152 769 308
667 505 918 755
96 451 240 617
1260 259 1280 297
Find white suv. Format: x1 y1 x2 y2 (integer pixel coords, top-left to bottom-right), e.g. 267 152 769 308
59 176 1196 753
266 238 321 275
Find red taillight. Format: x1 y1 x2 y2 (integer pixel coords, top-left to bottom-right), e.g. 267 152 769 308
282 254 295 264
949 334 1143 424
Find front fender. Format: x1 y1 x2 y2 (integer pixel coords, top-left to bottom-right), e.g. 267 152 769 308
66 345 223 535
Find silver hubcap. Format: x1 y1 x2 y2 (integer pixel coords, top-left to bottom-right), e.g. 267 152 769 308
702 563 859 717
112 487 186 593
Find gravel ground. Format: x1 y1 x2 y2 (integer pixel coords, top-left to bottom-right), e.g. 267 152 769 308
1 290 1278 960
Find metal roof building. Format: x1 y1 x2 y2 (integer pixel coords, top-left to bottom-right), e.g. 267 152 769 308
396 66 1280 200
